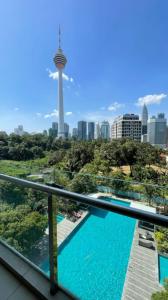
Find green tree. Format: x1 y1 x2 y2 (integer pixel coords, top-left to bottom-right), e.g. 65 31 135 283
108 171 130 195
31 146 44 159
0 181 26 206
143 182 160 205
155 227 168 253
100 140 124 167
152 279 168 299
68 174 97 194
48 150 65 165
122 140 138 176
81 150 110 175
0 205 47 255
65 144 94 174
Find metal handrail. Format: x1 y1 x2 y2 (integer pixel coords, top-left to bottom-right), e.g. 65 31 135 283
0 173 168 227
52 169 168 189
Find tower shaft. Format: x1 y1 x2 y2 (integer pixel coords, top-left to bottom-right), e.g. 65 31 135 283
58 69 65 138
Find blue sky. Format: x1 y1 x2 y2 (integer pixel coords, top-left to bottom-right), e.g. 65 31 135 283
0 0 168 133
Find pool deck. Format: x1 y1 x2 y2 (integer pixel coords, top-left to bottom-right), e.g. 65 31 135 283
57 211 89 247
122 223 162 300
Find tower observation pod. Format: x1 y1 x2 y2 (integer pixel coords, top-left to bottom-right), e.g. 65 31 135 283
53 27 67 138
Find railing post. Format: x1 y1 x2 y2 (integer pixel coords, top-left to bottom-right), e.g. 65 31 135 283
48 193 58 295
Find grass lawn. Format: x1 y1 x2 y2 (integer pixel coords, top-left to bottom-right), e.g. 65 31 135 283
0 157 49 177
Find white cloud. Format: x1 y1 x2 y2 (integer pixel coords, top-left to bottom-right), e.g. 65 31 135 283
44 110 72 119
47 69 74 82
44 109 59 119
14 107 19 111
36 112 42 117
108 102 125 111
136 93 167 106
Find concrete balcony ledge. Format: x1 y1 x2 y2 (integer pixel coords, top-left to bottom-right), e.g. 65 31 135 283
0 241 77 300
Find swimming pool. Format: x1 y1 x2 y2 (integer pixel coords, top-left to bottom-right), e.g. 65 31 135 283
57 214 64 223
41 198 135 300
159 255 168 285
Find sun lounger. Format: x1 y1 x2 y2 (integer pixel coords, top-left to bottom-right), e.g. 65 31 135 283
73 212 81 218
139 232 154 241
138 239 155 250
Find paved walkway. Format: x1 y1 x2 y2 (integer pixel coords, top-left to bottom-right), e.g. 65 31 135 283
57 211 89 247
122 224 162 300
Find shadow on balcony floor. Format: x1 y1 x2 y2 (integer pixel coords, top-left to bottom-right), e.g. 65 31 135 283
0 241 76 300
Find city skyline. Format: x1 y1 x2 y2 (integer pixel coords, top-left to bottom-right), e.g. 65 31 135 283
7 104 167 136
0 1 168 133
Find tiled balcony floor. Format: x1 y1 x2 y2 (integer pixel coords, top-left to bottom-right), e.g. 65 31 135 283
0 241 76 300
0 264 39 300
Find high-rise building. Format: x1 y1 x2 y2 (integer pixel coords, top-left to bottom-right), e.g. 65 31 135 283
14 125 24 136
101 121 110 139
72 128 78 138
112 114 142 141
52 122 58 137
147 113 167 148
52 122 58 131
43 130 48 136
141 104 148 142
141 104 148 134
95 123 100 139
166 126 168 146
88 122 95 140
78 121 87 140
53 27 67 138
64 123 69 138
48 122 58 138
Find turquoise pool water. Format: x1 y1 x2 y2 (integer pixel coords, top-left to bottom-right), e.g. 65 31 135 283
57 214 64 223
41 198 135 300
159 255 168 285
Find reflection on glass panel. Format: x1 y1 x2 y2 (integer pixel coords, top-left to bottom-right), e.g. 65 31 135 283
0 180 48 269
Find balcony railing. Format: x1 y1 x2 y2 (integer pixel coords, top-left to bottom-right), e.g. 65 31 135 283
0 173 168 299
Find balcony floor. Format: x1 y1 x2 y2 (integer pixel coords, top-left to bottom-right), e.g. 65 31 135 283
0 241 76 300
0 264 39 300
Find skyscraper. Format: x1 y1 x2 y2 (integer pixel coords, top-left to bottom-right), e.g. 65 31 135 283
52 122 58 137
88 122 95 140
141 104 148 134
95 123 100 139
53 27 67 138
48 122 58 138
72 128 78 139
148 113 167 148
101 121 110 139
14 125 24 136
78 121 87 140
111 114 142 141
64 123 69 138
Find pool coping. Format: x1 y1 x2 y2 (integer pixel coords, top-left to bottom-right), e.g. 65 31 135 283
57 210 89 249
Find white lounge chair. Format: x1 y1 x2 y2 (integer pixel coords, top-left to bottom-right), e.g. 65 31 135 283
139 231 154 241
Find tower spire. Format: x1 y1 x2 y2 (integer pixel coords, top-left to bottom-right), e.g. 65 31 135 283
59 25 61 49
